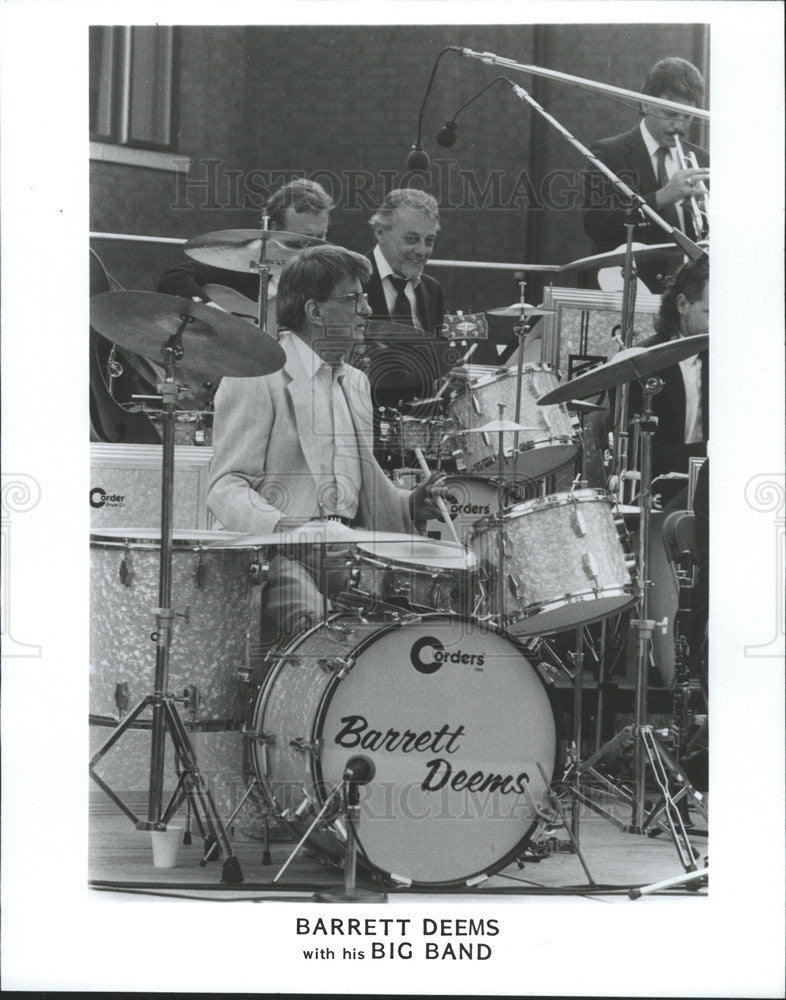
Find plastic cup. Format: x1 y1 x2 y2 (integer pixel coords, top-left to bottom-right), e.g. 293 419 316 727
150 825 183 868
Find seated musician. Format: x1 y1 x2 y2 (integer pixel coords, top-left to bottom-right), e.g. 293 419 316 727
158 178 335 330
582 57 709 292
207 244 450 647
583 257 709 495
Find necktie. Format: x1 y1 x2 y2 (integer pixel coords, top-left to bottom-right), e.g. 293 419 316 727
388 275 415 327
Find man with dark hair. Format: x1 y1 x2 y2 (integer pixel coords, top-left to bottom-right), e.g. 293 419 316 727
582 258 709 490
582 57 709 291
207 244 450 645
158 177 335 329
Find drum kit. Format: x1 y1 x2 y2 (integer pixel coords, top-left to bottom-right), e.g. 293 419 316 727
89 227 709 891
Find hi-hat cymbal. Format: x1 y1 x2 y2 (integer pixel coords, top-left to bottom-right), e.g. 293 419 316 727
560 241 709 274
90 291 285 378
183 229 328 272
537 335 709 405
485 303 555 317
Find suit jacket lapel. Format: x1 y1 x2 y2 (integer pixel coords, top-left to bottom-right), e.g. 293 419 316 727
365 251 390 319
625 128 658 193
414 280 432 333
282 341 323 478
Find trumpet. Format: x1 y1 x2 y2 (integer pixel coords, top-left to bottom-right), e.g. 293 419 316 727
673 134 709 239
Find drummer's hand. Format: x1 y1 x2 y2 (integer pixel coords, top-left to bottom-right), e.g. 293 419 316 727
656 167 709 208
409 472 456 527
447 366 472 384
274 516 309 533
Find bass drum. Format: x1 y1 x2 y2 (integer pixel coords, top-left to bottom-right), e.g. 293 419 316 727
249 613 556 889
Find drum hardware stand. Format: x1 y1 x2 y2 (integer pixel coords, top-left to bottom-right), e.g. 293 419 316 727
315 756 387 903
566 379 706 872
89 323 243 884
253 211 273 333
520 763 595 885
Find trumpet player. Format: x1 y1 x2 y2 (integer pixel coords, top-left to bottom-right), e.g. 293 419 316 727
583 57 709 291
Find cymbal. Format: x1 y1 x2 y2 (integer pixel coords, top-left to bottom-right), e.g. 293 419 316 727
183 228 328 271
560 241 709 274
566 399 607 413
90 291 285 378
537 335 709 405
208 521 458 549
485 303 555 317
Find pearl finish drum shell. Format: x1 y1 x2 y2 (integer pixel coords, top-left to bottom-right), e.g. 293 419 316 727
250 614 556 888
448 364 580 481
471 489 637 635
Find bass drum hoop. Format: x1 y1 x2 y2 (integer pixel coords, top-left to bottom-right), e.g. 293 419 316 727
250 612 558 890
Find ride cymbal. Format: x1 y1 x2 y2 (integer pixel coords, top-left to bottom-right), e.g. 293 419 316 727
560 241 709 274
90 291 285 378
537 335 709 405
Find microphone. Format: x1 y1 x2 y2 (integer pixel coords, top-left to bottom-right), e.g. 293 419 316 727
435 120 458 148
404 46 463 173
431 77 515 154
343 755 376 785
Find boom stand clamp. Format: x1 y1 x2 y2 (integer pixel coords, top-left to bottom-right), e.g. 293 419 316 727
89 316 244 884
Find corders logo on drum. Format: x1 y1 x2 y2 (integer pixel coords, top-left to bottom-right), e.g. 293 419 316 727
90 487 126 509
410 635 485 674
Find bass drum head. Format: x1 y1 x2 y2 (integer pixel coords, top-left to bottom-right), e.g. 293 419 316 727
316 615 556 888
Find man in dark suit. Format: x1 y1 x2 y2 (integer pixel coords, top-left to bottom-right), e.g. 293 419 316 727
583 58 709 291
363 189 447 413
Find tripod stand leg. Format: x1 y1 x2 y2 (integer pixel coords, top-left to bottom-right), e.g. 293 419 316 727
162 699 244 884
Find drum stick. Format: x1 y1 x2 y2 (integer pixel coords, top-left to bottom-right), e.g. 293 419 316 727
413 447 462 546
435 343 478 399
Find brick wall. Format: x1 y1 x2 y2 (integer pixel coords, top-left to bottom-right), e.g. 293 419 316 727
91 22 708 310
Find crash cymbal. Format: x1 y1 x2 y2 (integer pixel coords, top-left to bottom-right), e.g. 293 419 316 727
485 303 555 317
560 241 709 274
183 228 328 271
208 521 459 549
90 291 285 378
537 335 709 405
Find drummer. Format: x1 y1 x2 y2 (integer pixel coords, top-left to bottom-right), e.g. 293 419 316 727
158 178 335 330
207 244 452 647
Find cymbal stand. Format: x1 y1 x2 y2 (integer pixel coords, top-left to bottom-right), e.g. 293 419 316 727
89 317 243 883
495 403 507 625
510 279 528 481
254 212 273 334
570 378 706 871
609 218 639 507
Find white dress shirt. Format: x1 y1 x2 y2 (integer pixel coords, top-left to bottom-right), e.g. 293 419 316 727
373 244 425 330
640 120 687 233
287 333 362 519
678 350 703 444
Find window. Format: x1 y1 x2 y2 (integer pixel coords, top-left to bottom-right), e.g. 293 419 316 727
89 26 176 151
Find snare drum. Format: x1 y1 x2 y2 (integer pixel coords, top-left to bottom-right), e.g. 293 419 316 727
448 364 580 481
470 489 637 635
90 528 263 724
344 537 481 615
249 612 556 888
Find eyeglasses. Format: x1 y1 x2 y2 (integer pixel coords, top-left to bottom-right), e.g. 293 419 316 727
322 291 370 314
